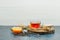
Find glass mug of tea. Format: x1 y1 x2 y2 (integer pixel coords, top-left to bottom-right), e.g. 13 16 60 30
30 21 41 29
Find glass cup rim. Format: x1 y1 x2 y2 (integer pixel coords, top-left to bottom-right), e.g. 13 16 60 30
30 21 41 24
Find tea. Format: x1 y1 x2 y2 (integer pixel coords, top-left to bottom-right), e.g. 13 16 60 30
30 22 40 28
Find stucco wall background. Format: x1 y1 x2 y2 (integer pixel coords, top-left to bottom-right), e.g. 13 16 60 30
0 0 60 26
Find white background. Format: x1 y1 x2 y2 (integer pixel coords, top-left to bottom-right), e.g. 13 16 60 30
0 0 60 26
